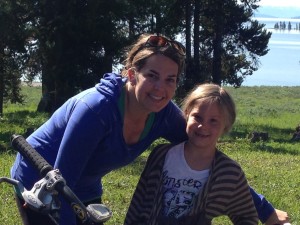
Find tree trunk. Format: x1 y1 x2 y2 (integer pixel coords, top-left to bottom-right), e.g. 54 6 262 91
0 58 3 116
179 0 192 96
185 0 192 62
37 65 57 113
212 3 223 85
212 30 222 85
193 0 200 76
0 46 4 116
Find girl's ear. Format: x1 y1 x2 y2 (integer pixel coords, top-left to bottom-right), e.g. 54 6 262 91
127 68 137 85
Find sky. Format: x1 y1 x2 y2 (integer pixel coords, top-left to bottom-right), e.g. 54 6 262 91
258 0 300 8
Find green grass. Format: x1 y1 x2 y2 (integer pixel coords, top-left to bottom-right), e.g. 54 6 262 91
0 85 49 225
0 85 299 224
0 85 49 152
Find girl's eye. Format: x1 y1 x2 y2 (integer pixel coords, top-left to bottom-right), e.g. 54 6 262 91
193 115 201 121
210 119 219 124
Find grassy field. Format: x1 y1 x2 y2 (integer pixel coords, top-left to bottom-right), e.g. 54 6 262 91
0 85 299 224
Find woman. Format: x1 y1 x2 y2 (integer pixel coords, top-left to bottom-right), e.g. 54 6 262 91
11 34 288 225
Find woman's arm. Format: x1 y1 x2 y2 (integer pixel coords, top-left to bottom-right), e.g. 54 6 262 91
250 186 275 223
249 187 290 224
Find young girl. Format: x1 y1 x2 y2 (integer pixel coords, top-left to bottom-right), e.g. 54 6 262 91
125 83 258 225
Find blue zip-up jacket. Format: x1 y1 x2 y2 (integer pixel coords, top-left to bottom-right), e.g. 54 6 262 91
11 73 274 224
11 73 187 224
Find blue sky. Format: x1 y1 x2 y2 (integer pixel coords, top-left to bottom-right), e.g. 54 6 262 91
255 0 300 18
258 0 300 8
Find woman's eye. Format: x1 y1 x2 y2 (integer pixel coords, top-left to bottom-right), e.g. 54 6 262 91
166 78 176 83
146 74 158 80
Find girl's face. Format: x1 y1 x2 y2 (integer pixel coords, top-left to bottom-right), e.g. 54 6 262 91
186 101 225 151
129 54 178 113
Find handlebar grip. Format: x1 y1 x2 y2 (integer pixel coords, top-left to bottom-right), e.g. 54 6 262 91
11 134 53 177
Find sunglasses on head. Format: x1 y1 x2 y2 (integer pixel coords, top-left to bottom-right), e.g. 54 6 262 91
143 35 186 56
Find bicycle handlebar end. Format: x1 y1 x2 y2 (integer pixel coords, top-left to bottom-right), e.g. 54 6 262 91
10 134 53 177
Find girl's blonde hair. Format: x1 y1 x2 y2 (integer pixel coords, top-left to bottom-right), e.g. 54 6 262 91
181 83 236 134
121 34 185 78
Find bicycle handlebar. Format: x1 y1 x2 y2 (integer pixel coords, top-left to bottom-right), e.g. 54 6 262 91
10 134 112 224
11 134 53 177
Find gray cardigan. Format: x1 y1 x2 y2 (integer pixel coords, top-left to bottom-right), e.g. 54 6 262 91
124 143 258 225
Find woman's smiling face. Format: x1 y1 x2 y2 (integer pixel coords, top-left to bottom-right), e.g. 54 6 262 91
129 54 179 113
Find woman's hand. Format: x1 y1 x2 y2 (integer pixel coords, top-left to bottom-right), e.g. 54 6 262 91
265 209 290 225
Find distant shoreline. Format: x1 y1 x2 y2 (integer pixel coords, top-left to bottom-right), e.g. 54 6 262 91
21 82 42 87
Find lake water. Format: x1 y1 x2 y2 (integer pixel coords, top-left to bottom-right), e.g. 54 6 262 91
243 17 300 86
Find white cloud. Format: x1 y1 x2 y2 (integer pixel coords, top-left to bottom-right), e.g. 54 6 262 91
258 0 300 7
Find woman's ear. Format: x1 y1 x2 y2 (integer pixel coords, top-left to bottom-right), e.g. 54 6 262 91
184 111 189 121
127 68 137 85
